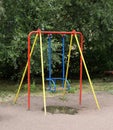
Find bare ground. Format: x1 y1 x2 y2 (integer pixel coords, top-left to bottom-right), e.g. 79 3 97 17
0 92 113 130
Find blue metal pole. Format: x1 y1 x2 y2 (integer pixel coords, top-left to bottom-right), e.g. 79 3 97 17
62 36 65 88
48 35 52 89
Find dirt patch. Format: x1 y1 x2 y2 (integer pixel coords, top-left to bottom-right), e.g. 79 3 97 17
42 105 78 114
1 92 113 130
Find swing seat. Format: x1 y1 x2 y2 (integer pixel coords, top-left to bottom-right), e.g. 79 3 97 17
46 78 70 92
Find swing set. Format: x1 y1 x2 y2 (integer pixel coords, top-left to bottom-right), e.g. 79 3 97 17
14 29 100 115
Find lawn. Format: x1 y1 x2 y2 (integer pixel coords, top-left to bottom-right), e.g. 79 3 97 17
0 78 113 102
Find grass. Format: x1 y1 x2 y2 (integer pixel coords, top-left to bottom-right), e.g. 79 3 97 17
0 80 17 102
0 78 113 102
70 79 113 92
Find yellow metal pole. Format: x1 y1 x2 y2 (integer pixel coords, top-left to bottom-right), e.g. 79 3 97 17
39 32 47 115
74 34 100 110
14 34 39 103
63 35 73 96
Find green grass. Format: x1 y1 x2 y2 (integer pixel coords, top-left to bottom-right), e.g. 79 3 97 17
0 80 17 102
0 78 113 102
70 79 113 94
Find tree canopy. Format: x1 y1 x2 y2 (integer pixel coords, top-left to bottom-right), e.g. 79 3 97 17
0 0 113 80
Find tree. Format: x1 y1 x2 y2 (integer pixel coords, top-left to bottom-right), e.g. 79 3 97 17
0 0 113 80
0 0 64 79
62 0 113 75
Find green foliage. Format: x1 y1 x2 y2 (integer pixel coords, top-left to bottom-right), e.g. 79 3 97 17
0 0 113 80
24 81 37 92
0 0 64 79
64 0 113 75
0 1 5 17
68 87 77 93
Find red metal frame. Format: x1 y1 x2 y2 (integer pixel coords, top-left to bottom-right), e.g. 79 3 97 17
79 34 84 105
27 29 84 110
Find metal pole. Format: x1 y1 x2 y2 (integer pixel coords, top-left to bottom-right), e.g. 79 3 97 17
48 35 52 89
14 34 38 103
39 31 47 115
63 35 73 95
28 35 30 110
74 34 100 110
62 36 65 88
79 34 84 105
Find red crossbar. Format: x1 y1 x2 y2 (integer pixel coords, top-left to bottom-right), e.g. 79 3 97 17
41 31 74 35
28 29 83 36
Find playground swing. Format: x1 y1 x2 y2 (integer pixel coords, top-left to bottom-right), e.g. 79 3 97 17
14 29 100 116
46 34 70 92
